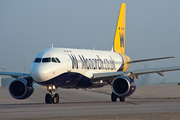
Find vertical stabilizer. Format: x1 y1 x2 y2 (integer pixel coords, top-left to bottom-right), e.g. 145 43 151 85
113 3 126 54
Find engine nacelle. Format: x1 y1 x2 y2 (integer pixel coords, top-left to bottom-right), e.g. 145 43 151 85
111 76 136 97
9 78 34 99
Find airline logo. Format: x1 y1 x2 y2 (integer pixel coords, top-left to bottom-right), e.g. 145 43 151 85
120 33 124 47
68 54 116 70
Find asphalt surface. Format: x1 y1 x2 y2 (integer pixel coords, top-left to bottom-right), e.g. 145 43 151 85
0 84 180 119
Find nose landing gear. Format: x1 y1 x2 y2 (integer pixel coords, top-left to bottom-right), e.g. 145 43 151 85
45 85 59 104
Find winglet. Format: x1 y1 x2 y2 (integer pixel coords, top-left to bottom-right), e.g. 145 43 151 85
113 3 126 55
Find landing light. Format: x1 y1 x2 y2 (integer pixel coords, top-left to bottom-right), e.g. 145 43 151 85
48 86 52 90
47 85 56 90
100 80 103 83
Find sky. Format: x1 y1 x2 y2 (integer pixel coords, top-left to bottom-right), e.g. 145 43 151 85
1 0 180 84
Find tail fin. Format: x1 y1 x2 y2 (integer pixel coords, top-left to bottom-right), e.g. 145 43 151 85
113 3 126 55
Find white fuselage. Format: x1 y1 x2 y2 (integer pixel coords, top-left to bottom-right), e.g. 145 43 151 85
30 48 124 88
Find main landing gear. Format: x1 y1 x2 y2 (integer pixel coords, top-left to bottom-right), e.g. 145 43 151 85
45 85 59 104
111 92 125 102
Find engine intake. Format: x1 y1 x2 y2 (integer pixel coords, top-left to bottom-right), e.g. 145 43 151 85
112 76 136 97
9 78 34 99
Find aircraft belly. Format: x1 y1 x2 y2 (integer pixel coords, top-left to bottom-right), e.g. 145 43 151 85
36 72 93 88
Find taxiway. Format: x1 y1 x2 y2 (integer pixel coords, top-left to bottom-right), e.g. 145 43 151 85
0 84 180 119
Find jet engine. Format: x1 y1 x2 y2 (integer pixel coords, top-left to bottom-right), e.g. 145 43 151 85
9 78 34 99
111 76 136 97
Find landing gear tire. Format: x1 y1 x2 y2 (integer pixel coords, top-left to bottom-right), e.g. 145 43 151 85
119 97 125 102
45 85 59 104
111 92 117 102
53 93 59 104
45 93 52 104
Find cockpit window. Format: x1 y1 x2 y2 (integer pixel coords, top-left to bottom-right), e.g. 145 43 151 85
52 58 57 63
34 58 41 63
35 57 60 63
55 58 61 63
42 58 51 62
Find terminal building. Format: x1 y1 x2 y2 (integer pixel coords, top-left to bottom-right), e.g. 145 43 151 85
0 76 14 87
0 68 14 87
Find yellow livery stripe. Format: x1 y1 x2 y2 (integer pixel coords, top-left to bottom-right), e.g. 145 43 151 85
121 54 130 71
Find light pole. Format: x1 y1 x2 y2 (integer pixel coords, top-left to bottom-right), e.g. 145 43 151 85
23 58 26 72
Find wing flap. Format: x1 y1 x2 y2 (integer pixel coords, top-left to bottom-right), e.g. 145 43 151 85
157 71 164 76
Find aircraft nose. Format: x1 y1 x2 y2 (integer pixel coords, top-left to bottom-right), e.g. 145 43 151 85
30 64 48 82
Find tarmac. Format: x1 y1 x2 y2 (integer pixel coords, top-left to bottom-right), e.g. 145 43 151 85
0 84 180 119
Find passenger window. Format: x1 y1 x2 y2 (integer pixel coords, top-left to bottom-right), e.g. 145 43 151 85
55 58 61 63
52 58 57 63
42 58 51 62
34 58 41 63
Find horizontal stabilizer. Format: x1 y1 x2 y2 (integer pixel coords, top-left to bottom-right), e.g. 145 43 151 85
127 56 176 64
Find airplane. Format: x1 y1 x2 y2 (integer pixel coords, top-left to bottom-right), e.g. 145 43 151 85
1 3 180 104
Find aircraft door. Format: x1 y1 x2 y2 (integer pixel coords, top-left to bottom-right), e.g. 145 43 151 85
62 52 71 72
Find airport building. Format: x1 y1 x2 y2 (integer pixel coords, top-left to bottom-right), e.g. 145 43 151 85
0 76 14 87
0 68 14 87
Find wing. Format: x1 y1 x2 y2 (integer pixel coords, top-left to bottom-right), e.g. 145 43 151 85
0 71 31 79
92 66 180 83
